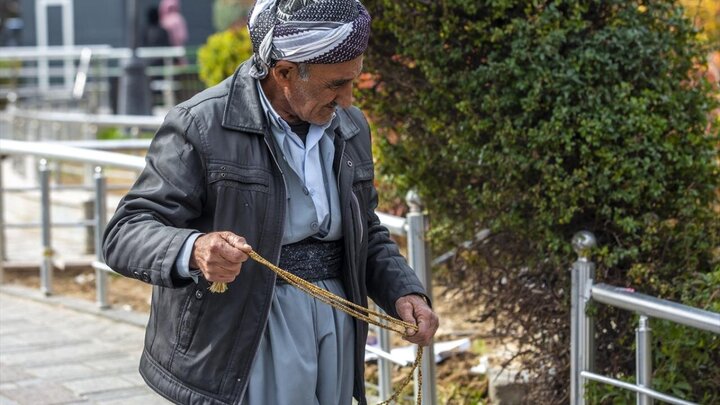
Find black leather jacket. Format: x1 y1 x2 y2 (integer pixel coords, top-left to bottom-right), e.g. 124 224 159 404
102 61 427 405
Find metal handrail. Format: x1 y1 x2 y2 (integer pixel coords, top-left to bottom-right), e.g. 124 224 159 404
0 139 145 170
3 110 164 129
591 284 720 334
44 139 153 150
580 372 695 405
0 45 113 60
376 211 407 236
0 45 185 61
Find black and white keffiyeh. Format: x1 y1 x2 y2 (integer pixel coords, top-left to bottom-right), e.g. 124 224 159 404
248 0 371 79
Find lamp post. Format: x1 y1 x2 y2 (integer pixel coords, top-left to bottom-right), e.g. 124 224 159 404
118 0 151 115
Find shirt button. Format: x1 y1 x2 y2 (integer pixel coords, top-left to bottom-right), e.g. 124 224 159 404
302 186 309 195
195 290 204 300
310 222 319 230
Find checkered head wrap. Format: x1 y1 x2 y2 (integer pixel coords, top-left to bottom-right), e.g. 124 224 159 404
247 0 371 79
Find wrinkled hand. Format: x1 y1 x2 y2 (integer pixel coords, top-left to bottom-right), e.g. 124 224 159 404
190 231 252 283
395 294 439 346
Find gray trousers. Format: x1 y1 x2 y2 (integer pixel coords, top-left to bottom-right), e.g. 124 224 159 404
242 278 355 405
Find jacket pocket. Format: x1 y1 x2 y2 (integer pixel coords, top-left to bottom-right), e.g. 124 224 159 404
206 162 272 237
351 161 374 215
175 287 206 354
207 162 271 194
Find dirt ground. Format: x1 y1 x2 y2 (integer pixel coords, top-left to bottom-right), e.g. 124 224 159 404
2 267 491 404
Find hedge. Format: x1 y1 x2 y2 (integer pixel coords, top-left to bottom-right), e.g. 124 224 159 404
357 1 720 403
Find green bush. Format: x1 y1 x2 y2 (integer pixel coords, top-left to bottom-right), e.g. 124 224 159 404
197 28 253 87
358 0 720 403
212 0 252 32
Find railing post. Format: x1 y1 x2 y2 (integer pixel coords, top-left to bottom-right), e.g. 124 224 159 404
570 231 597 405
163 56 176 110
39 159 53 296
377 322 392 399
0 155 6 282
636 316 653 405
406 190 437 405
94 166 109 309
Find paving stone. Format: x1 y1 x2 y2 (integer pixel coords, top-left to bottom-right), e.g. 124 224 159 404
1 383 78 405
0 338 88 354
95 392 172 405
14 379 44 388
0 394 20 405
0 365 33 384
118 373 145 386
83 357 139 372
81 385 149 401
26 364 97 380
0 344 124 368
61 376 134 396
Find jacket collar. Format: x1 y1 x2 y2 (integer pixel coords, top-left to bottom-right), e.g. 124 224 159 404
222 60 360 141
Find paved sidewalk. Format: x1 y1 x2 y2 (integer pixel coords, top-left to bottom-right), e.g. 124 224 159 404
0 291 169 405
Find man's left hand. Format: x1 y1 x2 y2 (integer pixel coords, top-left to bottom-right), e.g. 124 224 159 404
395 294 439 346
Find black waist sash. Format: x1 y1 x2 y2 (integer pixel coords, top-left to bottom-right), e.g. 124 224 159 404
276 238 344 285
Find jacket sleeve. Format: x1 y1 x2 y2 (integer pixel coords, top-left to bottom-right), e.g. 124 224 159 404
365 185 430 318
102 107 205 288
346 107 430 318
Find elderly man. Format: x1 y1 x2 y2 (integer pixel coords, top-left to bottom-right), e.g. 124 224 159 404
102 0 439 404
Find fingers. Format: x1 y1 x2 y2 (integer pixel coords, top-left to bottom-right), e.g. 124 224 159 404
192 232 253 283
408 307 439 346
395 294 440 346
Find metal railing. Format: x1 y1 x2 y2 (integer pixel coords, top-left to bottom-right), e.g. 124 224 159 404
1 45 199 111
569 231 720 405
0 138 438 403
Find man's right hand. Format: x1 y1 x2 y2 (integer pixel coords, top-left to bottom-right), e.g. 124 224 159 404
190 231 252 283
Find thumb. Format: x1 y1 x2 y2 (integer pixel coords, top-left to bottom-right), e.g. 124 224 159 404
223 233 252 253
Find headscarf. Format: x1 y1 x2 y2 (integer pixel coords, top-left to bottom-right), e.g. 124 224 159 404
247 0 371 79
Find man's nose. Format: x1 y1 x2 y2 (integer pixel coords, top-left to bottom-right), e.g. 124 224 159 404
336 82 354 108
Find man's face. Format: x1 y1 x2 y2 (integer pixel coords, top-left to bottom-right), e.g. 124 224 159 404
282 56 363 125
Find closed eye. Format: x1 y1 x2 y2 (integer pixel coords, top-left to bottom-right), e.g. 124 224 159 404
326 79 352 89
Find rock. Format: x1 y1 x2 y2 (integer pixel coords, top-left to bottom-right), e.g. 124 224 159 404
488 366 530 404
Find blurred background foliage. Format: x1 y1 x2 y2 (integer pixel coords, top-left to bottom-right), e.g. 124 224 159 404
197 27 252 87
198 0 253 87
212 0 253 32
679 0 720 44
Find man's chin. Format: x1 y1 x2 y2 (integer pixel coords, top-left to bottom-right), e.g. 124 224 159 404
309 111 336 126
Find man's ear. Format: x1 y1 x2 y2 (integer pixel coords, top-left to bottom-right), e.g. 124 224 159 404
272 61 297 87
